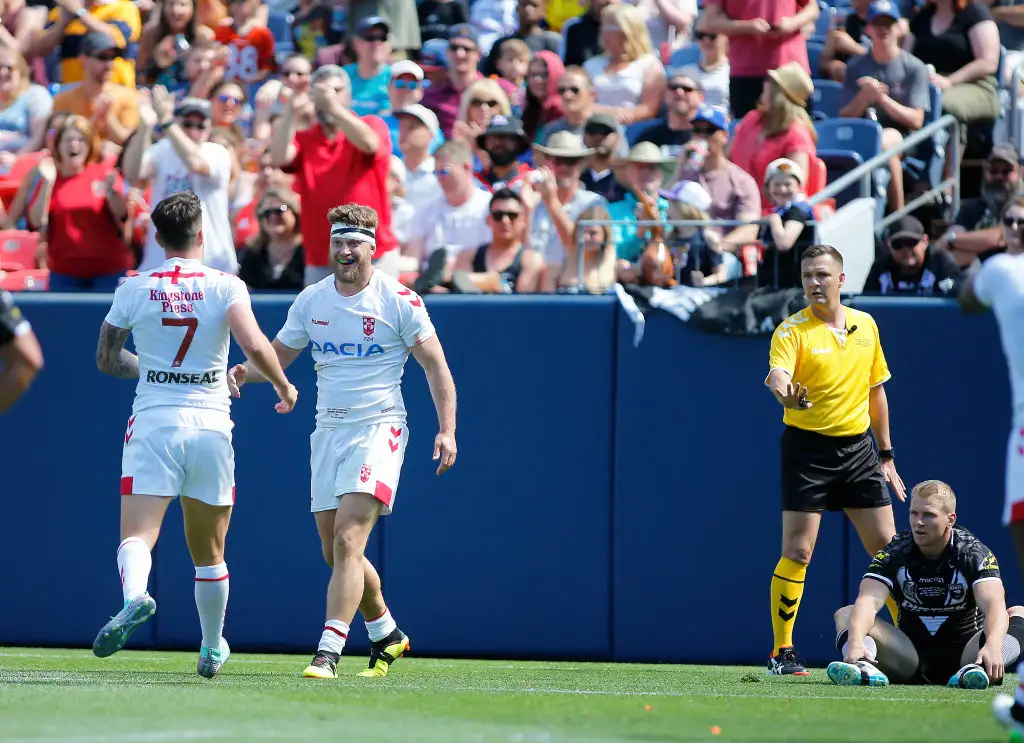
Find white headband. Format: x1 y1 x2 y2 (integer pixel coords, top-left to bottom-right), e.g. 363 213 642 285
330 222 376 246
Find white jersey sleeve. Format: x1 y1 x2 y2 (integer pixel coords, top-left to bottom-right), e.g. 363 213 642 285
277 288 312 349
396 285 435 347
104 278 134 329
972 253 1024 409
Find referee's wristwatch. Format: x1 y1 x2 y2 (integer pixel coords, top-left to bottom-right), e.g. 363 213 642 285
878 448 895 461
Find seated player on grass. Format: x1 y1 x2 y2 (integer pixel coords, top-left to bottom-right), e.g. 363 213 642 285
827 479 1024 689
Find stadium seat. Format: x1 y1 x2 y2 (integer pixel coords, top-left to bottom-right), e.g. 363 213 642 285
0 268 47 291
902 83 946 191
0 230 39 271
805 155 827 197
807 41 825 78
816 118 887 209
268 11 294 63
0 150 45 210
811 79 843 120
668 44 701 70
811 1 834 43
625 118 660 146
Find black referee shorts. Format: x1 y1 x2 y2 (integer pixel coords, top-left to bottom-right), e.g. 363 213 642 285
780 426 891 512
916 616 1024 685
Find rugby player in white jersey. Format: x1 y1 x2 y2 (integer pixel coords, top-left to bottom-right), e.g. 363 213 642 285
227 203 457 679
93 191 297 678
959 194 1024 732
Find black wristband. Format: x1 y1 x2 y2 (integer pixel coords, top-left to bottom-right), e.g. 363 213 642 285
878 448 895 461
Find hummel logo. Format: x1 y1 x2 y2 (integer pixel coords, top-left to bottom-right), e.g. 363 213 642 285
811 348 831 355
312 319 329 326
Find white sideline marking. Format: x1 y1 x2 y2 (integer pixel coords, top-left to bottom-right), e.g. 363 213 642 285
0 732 283 743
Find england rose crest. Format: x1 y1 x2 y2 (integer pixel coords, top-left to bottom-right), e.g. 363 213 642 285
359 464 372 483
362 315 375 337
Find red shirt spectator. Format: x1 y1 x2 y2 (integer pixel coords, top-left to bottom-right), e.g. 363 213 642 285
214 4 276 85
701 0 818 118
728 62 817 211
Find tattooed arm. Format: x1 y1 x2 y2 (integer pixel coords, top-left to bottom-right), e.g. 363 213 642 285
95 322 140 379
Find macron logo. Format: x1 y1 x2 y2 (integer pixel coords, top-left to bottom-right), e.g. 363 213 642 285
312 319 329 326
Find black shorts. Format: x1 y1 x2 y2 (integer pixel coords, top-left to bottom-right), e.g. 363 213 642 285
780 426 891 512
915 615 1024 685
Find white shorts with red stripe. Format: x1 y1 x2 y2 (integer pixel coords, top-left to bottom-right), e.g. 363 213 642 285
120 407 235 507
1004 411 1024 524
309 422 408 515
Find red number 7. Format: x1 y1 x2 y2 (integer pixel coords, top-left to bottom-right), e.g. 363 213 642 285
162 317 199 368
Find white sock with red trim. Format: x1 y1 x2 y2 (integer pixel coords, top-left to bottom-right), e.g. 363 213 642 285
117 537 152 603
194 563 229 649
318 620 349 655
365 609 397 642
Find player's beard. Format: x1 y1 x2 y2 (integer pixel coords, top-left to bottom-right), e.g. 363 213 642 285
983 178 1016 213
333 254 371 287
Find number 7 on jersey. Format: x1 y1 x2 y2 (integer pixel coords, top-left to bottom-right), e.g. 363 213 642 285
163 317 198 368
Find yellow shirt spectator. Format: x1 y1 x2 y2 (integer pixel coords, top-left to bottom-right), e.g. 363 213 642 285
766 306 891 437
46 0 141 87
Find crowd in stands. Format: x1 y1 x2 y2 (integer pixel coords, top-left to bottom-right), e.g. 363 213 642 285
0 0 1020 296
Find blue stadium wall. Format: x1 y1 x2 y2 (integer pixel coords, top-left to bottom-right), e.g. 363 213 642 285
0 294 1015 667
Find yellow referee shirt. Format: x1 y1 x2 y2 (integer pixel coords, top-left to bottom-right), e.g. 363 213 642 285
766 306 891 437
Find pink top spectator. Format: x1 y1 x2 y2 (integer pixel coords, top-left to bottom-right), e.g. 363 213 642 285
422 72 517 139
704 0 812 77
729 111 816 211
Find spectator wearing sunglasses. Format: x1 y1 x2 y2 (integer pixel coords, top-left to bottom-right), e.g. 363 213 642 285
418 0 469 45
635 69 703 164
679 23 730 111
238 187 305 290
208 79 249 138
382 60 443 159
343 16 392 118
123 89 238 274
864 215 961 296
252 53 314 141
535 67 599 148
53 33 137 148
453 187 544 292
452 78 511 171
421 24 515 138
30 0 141 87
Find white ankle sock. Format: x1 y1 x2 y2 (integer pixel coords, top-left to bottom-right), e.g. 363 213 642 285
318 620 349 655
365 609 397 642
194 563 229 649
841 636 878 661
117 537 152 603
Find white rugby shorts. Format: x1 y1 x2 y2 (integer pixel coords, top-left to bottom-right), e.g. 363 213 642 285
1006 410 1024 524
309 421 408 515
120 407 235 507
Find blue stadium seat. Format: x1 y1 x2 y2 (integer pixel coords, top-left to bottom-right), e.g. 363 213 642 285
902 83 946 190
625 118 661 146
268 10 294 62
811 1 834 43
816 118 887 210
811 79 843 120
807 41 825 77
668 45 701 70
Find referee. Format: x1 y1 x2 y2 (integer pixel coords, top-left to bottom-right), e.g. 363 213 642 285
765 244 906 676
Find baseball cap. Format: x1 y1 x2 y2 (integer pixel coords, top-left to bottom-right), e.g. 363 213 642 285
81 32 119 57
666 68 702 89
584 112 618 133
357 15 390 35
989 143 1019 166
659 180 712 212
883 215 926 244
448 24 480 49
175 97 211 119
477 114 529 152
391 60 424 82
395 104 440 137
420 38 449 70
691 104 729 131
764 157 805 185
866 0 901 22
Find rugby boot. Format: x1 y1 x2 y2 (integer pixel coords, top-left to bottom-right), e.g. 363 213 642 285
827 660 889 686
357 628 411 678
92 593 157 658
197 638 231 679
302 650 340 679
767 646 810 676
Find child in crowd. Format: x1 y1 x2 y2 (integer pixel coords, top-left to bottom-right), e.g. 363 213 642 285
495 39 530 115
758 158 816 289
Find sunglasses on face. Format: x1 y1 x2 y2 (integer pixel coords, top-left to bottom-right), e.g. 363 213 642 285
695 32 717 41
449 43 477 54
668 82 697 93
180 119 208 130
558 85 580 95
260 204 290 218
691 123 719 135
491 210 522 221
1003 215 1024 229
990 167 1015 178
393 79 421 90
552 157 582 167
217 94 242 105
91 51 118 62
889 239 919 251
470 98 499 108
361 32 388 42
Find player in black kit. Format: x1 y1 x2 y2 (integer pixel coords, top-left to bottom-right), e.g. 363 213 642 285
0 290 42 413
826 480 1024 689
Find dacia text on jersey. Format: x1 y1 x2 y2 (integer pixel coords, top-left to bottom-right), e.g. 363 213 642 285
150 289 205 313
311 341 386 356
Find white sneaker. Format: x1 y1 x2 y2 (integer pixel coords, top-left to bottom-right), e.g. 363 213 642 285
197 638 230 679
992 694 1024 739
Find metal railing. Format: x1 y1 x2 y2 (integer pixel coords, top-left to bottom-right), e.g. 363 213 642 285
807 114 961 235
1010 62 1024 150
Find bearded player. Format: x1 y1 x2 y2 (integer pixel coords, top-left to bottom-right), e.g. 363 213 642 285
959 194 1024 733
228 203 457 679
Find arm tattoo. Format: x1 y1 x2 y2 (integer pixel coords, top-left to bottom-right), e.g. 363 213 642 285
96 322 140 379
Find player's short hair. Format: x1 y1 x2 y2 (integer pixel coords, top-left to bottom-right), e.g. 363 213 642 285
434 139 472 165
911 479 957 513
801 244 844 268
152 191 203 250
490 187 523 209
327 203 378 232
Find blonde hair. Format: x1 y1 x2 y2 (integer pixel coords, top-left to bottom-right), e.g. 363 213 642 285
564 205 617 293
668 202 708 222
498 38 531 62
456 79 512 124
763 80 817 142
601 5 653 62
0 47 31 99
327 203 378 231
910 479 957 514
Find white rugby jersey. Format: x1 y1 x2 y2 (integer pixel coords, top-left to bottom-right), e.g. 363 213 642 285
276 271 435 428
105 257 250 415
974 252 1024 410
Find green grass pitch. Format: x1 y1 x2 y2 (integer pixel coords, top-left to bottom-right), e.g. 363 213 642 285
0 648 1013 742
